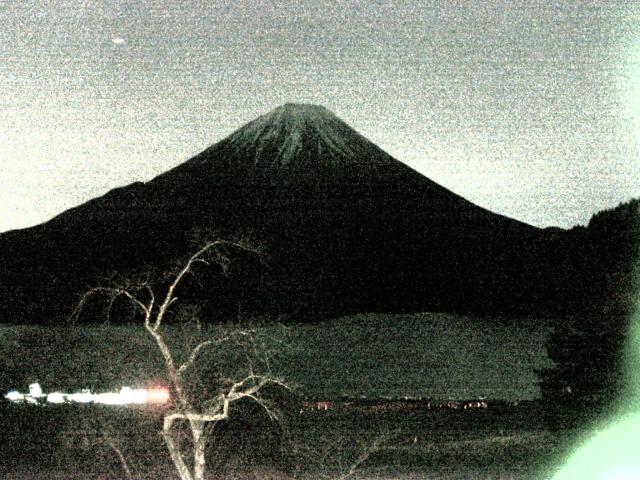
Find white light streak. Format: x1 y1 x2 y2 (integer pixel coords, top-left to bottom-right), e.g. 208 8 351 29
47 392 66 404
4 383 169 406
5 391 24 402
67 390 94 404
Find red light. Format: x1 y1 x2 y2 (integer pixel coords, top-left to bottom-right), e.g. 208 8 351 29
147 388 170 404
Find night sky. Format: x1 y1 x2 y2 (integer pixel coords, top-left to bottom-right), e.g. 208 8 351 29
1 1 639 232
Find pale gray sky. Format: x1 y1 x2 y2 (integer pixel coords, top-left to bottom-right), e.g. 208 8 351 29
1 0 639 232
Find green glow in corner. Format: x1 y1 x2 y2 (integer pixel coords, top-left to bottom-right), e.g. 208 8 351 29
551 305 640 480
550 412 640 480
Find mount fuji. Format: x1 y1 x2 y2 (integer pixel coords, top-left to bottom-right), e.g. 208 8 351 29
0 103 545 323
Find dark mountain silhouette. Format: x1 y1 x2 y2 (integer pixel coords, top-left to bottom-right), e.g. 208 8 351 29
1 103 632 324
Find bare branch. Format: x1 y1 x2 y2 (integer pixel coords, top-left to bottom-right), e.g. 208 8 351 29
178 329 256 374
69 286 150 324
101 432 134 480
144 284 155 311
178 339 216 374
154 240 260 329
228 375 290 405
336 435 388 480
143 323 185 407
191 258 210 267
244 394 279 421
102 294 118 326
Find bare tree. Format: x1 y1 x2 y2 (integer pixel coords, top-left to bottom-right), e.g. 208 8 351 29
71 240 290 480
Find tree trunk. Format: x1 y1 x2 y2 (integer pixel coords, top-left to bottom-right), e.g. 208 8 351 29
163 416 194 480
192 419 207 480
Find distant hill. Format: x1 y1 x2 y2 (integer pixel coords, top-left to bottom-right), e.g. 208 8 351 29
536 199 640 417
0 104 635 323
531 198 640 318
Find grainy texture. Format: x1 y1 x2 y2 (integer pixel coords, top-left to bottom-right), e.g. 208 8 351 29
1 1 639 232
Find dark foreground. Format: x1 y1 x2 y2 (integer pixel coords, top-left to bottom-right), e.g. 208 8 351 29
0 400 575 480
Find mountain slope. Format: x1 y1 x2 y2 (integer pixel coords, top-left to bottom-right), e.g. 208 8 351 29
0 104 543 323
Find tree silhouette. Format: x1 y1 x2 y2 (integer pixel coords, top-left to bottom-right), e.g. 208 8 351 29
538 199 639 425
72 240 290 480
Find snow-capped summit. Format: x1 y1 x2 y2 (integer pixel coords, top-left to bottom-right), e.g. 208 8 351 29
211 103 395 170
